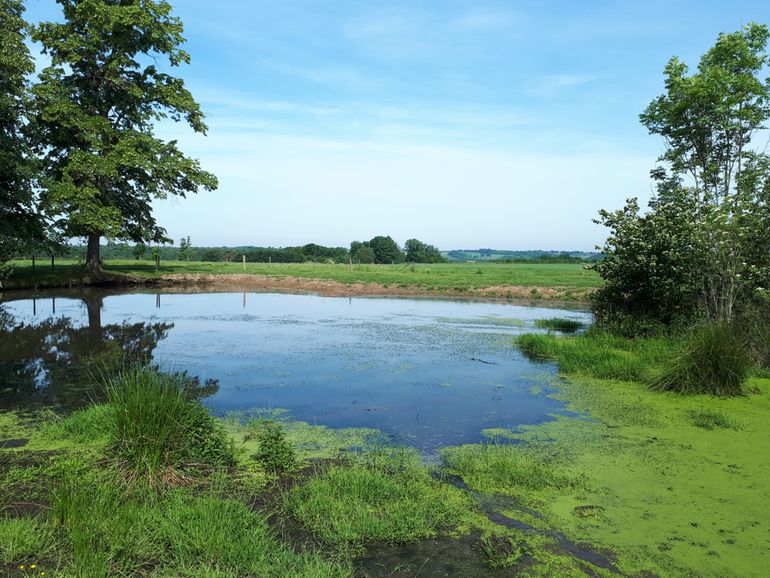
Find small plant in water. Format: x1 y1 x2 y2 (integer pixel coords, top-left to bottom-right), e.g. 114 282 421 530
250 419 296 474
534 317 583 333
478 535 528 569
689 410 745 431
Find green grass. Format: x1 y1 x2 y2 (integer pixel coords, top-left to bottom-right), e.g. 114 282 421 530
688 409 745 430
286 449 469 548
105 366 235 486
649 323 752 396
517 330 676 381
3 258 602 299
534 317 584 333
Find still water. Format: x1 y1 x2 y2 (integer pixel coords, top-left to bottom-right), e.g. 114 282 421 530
0 290 590 451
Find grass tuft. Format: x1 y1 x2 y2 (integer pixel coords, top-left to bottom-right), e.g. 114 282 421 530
649 323 752 396
689 409 745 431
105 366 235 486
534 317 584 333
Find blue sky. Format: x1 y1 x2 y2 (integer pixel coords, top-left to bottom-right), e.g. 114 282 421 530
23 0 770 250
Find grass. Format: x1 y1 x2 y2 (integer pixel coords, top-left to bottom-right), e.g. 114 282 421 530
2 258 602 299
534 317 584 333
105 366 235 486
649 323 752 396
517 329 676 381
286 449 469 548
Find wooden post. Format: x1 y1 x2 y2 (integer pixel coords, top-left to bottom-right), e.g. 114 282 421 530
348 258 352 272
242 255 246 271
268 256 271 266
31 255 35 270
51 254 55 271
155 254 160 272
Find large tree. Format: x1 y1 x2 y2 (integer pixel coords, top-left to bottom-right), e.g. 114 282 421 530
30 0 217 273
594 23 770 327
0 0 40 263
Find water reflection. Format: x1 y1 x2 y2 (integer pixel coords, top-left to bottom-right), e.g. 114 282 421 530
1 289 589 450
0 293 216 410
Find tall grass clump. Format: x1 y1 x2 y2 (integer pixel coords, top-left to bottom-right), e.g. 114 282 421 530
106 366 235 485
649 323 752 396
534 317 583 333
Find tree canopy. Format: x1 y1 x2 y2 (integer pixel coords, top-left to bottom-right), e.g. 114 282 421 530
29 0 217 272
593 22 770 329
0 0 41 263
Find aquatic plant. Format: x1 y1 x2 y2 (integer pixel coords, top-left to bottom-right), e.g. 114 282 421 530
248 419 296 474
534 317 583 333
649 323 751 396
105 366 235 486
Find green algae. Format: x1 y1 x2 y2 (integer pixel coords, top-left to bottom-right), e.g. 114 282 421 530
447 375 770 577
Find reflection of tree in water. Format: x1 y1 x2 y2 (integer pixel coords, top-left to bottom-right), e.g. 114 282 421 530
0 294 218 410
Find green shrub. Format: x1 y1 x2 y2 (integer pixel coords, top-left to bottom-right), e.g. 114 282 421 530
649 323 752 396
534 317 583 333
106 366 235 485
249 419 296 474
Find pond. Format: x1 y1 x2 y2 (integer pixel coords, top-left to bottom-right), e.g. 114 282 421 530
0 289 590 451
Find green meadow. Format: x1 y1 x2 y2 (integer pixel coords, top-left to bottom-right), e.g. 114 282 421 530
2 259 601 300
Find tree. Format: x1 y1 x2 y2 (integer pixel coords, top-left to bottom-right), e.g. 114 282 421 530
132 242 147 261
404 238 446 263
594 23 770 327
369 235 404 264
0 0 41 263
30 0 217 274
179 236 191 261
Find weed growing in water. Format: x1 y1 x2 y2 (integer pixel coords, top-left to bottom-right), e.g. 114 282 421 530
534 317 584 333
689 409 745 431
649 323 752 396
105 366 235 486
248 419 296 474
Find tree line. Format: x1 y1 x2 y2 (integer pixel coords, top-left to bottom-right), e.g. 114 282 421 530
62 235 447 264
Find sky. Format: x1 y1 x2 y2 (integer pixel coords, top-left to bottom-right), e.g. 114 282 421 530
22 0 770 251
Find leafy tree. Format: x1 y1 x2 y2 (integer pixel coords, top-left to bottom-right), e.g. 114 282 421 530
353 245 375 264
369 235 404 264
132 242 147 261
178 236 191 261
0 0 42 263
594 23 770 327
30 0 217 274
404 238 446 263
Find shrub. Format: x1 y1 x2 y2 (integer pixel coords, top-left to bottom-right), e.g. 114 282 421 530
648 323 752 396
106 366 235 485
249 420 296 474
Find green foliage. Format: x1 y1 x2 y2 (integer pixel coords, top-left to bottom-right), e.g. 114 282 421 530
649 323 752 396
404 238 446 263
689 409 745 431
0 0 43 263
478 535 529 569
30 0 217 268
534 317 583 333
593 23 770 330
368 235 404 264
440 444 585 496
248 419 296 474
43 403 112 443
105 366 235 485
517 331 674 381
287 449 467 547
0 516 57 562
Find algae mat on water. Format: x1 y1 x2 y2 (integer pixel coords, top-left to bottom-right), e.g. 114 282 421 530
446 376 770 577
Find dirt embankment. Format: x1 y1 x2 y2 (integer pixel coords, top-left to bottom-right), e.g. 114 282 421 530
152 273 588 302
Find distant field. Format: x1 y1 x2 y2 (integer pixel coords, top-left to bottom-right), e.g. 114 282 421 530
2 259 602 300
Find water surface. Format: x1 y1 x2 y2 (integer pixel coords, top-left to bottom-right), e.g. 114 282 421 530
0 290 589 451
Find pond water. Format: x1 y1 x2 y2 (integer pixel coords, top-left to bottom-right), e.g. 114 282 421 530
0 289 590 451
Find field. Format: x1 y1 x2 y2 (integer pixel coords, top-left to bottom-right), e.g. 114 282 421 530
2 260 602 300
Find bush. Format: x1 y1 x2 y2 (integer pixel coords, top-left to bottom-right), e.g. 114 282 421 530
648 323 752 396
249 420 296 474
106 366 235 485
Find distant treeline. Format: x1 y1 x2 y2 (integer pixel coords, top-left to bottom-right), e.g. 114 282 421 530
444 249 602 263
57 235 448 264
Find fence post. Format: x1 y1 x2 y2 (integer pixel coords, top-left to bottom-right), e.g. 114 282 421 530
243 255 246 271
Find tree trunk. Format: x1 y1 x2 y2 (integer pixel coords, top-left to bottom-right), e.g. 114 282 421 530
86 233 102 274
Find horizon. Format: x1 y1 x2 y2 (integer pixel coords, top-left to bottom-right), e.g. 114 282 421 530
22 0 769 250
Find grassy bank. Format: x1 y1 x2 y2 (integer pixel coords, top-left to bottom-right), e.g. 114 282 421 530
2 259 601 300
3 357 769 576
